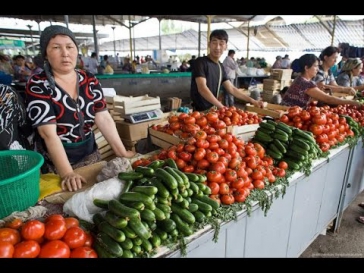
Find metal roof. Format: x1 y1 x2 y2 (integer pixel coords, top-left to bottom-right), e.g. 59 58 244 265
93 17 364 53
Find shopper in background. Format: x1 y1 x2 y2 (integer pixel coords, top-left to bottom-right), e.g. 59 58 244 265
222 49 239 107
336 58 364 92
86 52 99 74
31 54 44 75
281 54 291 69
313 46 356 96
25 25 136 192
190 29 264 112
179 60 189 72
272 55 282 69
0 84 33 150
187 55 196 72
281 54 362 109
13 54 32 82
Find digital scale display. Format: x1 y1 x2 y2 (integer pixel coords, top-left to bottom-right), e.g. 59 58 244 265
124 109 163 124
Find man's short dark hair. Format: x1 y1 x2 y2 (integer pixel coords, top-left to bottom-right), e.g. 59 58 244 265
210 29 228 42
228 50 235 55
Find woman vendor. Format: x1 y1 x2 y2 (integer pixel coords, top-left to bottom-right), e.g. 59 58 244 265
25 25 136 192
336 58 364 92
281 54 362 109
313 46 356 95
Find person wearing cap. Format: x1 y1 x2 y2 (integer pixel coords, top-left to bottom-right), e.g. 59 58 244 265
313 46 356 96
336 58 364 92
190 29 264 112
281 54 362 109
25 25 136 192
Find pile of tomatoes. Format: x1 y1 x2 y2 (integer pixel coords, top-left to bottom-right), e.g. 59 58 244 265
0 214 97 258
279 104 355 152
136 129 287 205
151 106 261 140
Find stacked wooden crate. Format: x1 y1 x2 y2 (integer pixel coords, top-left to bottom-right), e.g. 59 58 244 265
261 69 292 103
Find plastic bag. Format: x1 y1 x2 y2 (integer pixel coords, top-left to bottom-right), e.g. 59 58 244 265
96 157 133 182
63 177 123 223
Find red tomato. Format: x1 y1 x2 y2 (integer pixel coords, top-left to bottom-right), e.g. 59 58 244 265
178 151 192 162
251 170 264 180
0 241 14 258
184 144 196 153
233 190 247 203
38 240 70 258
183 165 195 173
217 156 230 167
83 232 94 247
219 182 230 195
228 158 241 169
206 111 219 123
195 130 207 140
45 214 65 223
220 193 235 205
206 151 219 164
278 161 288 170
4 218 23 230
197 158 210 170
209 161 226 174
253 179 265 189
0 228 21 245
224 169 238 182
183 116 196 125
62 226 87 249
208 182 220 195
21 220 45 241
44 219 67 241
175 158 187 169
231 178 245 190
70 246 98 258
13 240 41 258
64 217 79 229
206 171 223 183
196 116 208 127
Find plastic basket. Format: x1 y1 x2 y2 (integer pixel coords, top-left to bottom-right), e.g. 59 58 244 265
0 150 44 219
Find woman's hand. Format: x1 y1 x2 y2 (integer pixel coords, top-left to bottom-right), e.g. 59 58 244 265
253 100 265 108
61 171 87 192
346 87 356 96
123 150 137 158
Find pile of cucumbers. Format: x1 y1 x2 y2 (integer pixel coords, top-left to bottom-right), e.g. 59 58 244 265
252 120 323 171
91 158 220 258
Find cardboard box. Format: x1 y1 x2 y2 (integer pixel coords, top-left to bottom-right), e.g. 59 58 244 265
271 69 293 81
115 115 169 141
246 103 289 118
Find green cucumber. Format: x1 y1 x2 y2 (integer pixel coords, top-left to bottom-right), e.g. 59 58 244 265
193 195 220 210
128 217 152 240
134 166 155 177
93 198 109 210
191 198 213 213
170 213 194 236
164 166 185 190
104 211 128 229
153 206 166 221
164 158 178 169
140 208 156 222
260 121 276 131
155 168 178 190
121 180 134 194
157 218 176 233
108 199 140 219
170 203 195 224
92 212 106 226
96 232 124 257
120 226 137 239
183 172 199 182
93 239 118 258
119 237 133 250
146 159 165 169
118 171 144 181
132 185 158 196
98 221 126 243
150 177 170 198
122 249 134 258
119 192 155 210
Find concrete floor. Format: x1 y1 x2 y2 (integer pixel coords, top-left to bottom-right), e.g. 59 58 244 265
300 190 364 258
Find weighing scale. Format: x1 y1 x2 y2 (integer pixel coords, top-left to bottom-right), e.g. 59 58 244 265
124 109 164 124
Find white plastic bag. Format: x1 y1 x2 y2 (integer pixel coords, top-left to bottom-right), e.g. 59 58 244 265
63 177 124 223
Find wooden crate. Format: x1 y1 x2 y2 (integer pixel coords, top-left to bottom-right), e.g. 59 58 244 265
227 123 260 141
332 93 354 100
149 127 182 149
246 103 289 118
113 95 161 117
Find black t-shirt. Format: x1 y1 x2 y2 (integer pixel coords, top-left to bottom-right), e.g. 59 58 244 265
190 56 228 111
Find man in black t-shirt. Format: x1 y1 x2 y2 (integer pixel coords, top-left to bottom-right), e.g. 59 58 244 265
190 30 264 112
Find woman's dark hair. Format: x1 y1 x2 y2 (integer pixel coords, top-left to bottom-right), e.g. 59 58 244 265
319 46 340 61
298 54 319 73
209 29 228 42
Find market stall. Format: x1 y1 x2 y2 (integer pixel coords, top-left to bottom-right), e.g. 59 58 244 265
1 102 364 259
